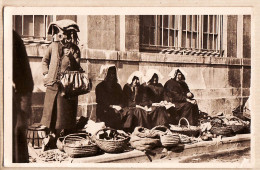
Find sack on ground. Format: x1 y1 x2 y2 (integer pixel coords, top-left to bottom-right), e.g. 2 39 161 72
130 127 160 151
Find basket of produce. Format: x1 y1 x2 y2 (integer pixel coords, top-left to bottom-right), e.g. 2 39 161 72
169 117 200 137
94 128 130 153
228 117 249 134
210 125 233 137
63 133 98 158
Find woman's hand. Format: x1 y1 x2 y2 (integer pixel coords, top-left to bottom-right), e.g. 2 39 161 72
186 98 197 105
111 105 122 111
186 92 194 99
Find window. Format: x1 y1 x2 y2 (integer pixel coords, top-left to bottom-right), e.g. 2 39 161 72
140 15 224 57
13 15 53 43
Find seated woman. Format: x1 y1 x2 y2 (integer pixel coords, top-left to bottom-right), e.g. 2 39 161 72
164 69 199 126
121 71 147 132
95 65 123 129
121 69 170 132
122 71 143 107
140 69 170 129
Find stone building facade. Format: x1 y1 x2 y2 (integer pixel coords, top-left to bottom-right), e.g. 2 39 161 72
13 15 251 123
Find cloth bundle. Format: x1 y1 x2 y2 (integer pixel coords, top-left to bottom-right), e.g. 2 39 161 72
84 120 106 136
130 127 160 151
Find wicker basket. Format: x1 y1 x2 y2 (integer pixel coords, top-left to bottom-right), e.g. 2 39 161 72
160 134 180 147
63 133 98 158
229 117 248 134
170 117 200 137
94 128 130 153
210 126 233 137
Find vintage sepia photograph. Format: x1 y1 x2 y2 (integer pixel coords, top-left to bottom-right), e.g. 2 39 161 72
3 6 254 168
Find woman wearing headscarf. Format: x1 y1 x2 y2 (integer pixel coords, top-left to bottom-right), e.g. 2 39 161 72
164 69 199 126
122 71 143 107
40 20 82 138
95 65 123 129
139 69 170 129
120 71 149 132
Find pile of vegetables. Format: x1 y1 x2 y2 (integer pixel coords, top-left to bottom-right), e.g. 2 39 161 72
199 113 250 141
96 129 129 141
38 150 69 162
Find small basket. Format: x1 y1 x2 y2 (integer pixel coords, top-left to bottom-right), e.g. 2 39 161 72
160 134 180 147
94 128 130 153
170 117 200 137
210 126 233 137
63 133 98 158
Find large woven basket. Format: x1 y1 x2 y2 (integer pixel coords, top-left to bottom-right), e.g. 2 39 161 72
170 117 200 137
63 133 98 158
94 128 130 153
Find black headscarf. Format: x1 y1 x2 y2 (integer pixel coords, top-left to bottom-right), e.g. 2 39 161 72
173 69 186 81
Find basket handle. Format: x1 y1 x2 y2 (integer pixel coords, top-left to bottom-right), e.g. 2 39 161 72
63 133 89 145
178 117 190 128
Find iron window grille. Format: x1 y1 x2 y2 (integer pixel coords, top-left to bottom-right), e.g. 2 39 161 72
13 15 53 44
140 15 224 57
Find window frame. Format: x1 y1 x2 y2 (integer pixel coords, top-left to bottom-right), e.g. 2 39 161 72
13 15 55 42
140 15 224 57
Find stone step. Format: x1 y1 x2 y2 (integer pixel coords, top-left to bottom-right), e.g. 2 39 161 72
72 134 250 163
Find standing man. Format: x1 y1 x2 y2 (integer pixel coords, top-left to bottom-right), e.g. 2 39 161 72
13 30 34 163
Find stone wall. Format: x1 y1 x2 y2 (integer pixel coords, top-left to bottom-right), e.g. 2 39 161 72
29 51 250 123
24 15 251 124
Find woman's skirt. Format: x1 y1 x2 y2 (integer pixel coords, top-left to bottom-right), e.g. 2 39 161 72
40 84 78 130
96 106 123 130
121 106 170 132
168 102 199 126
